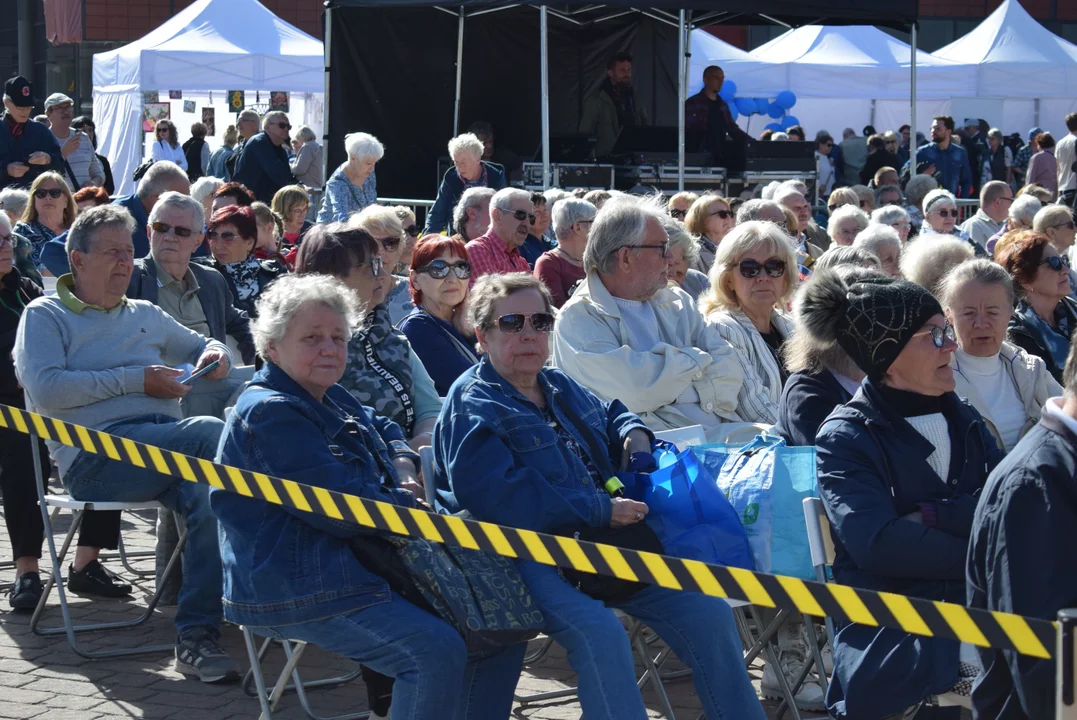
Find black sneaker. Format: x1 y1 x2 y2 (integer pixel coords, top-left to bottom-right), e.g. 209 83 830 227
67 560 133 598
175 633 241 683
9 572 43 612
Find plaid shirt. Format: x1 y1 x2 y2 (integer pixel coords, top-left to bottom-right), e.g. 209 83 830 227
465 230 531 284
1014 144 1035 173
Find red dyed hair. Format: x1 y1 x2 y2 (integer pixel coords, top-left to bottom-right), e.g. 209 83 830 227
408 234 469 305
73 186 110 206
208 205 258 241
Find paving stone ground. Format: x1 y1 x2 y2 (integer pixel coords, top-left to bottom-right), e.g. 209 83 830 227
0 501 827 719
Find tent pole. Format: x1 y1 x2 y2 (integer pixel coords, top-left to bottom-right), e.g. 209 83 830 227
541 5 551 190
910 23 917 176
677 9 686 192
454 8 465 136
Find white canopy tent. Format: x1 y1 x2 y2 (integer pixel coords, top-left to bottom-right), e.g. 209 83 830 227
92 0 324 195
686 30 787 98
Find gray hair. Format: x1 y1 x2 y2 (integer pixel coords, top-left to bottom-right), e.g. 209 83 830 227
900 233 975 296
467 272 554 334
344 132 385 162
262 111 288 131
938 258 1015 311
149 191 205 232
491 187 532 214
814 245 881 272
774 186 806 209
760 182 783 201
1009 194 1042 227
875 184 904 204
251 274 363 359
584 197 665 275
295 125 317 143
778 179 809 198
736 199 784 225
1033 204 1075 233
871 204 910 227
552 199 597 239
987 127 1003 141
66 205 137 260
190 177 223 206
661 217 699 267
0 211 10 234
828 204 870 241
447 132 485 160
452 187 495 236
904 174 939 210
544 188 571 207
922 188 957 214
237 110 260 125
0 187 30 220
698 220 798 315
137 161 188 200
853 225 901 260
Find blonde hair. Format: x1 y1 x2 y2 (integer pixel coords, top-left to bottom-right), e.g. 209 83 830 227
271 185 311 220
22 171 77 228
684 193 730 238
351 204 403 239
698 221 798 315
251 201 283 240
827 187 859 210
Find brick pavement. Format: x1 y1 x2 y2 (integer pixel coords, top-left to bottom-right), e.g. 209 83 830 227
0 503 827 719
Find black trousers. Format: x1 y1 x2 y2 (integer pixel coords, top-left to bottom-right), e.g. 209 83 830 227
0 426 121 561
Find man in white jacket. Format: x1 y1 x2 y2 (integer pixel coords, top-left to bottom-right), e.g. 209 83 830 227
552 197 748 439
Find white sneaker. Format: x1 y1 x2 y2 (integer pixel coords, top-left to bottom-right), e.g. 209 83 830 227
761 660 826 712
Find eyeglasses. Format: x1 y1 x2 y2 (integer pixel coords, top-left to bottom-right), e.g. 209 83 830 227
506 209 537 224
669 209 687 220
156 128 167 134
206 230 241 242
1040 254 1072 272
932 209 959 218
362 256 385 277
611 241 668 258
417 259 471 280
404 224 420 237
1052 221 1077 231
493 312 555 334
378 236 402 251
911 322 956 349
276 123 292 130
151 221 195 238
709 209 733 219
34 188 64 199
738 258 786 279
827 203 845 212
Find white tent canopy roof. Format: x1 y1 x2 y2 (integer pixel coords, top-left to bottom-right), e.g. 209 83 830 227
931 0 1077 98
687 30 787 97
748 24 975 99
92 0 324 92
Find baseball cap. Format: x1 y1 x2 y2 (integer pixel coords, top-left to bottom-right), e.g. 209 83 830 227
44 93 73 111
4 76 35 108
963 118 979 128
1028 127 1044 141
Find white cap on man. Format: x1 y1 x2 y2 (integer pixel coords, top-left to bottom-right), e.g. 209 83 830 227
44 93 73 110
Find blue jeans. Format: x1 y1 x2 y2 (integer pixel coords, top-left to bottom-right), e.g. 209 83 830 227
517 561 766 720
62 414 225 640
250 592 526 720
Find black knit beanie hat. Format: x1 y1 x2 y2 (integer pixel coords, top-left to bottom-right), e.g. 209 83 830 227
833 275 944 381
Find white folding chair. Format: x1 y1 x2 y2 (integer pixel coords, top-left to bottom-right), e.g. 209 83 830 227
802 497 971 712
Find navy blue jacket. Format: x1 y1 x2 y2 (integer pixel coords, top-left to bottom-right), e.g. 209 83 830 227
1007 296 1077 386
41 194 152 276
424 162 506 235
396 306 478 397
816 379 1003 719
968 407 1077 720
0 115 63 189
773 369 855 447
232 132 296 203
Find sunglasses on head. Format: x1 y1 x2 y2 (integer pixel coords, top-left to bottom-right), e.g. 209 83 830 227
738 258 786 279
418 259 471 280
206 230 240 242
404 224 420 237
933 208 959 218
669 209 687 220
378 236 402 251
710 209 733 219
34 188 63 199
1041 254 1072 272
151 221 194 238
493 312 555 334
912 322 956 349
505 208 537 224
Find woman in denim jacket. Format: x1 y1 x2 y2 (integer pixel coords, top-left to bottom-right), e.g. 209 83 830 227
213 274 524 720
433 272 766 720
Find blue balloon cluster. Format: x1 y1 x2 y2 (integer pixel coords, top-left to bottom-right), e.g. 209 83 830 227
722 84 798 125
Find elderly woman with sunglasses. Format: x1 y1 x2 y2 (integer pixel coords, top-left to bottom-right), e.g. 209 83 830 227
666 191 698 222
434 271 765 720
997 230 1077 385
684 193 734 273
203 205 286 318
922 189 963 236
391 206 422 274
699 221 797 425
14 171 77 273
812 270 1003 719
351 205 415 325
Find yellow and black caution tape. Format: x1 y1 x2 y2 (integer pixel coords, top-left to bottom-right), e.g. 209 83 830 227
0 403 1057 660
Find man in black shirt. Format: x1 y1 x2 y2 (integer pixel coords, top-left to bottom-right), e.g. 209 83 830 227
684 65 752 162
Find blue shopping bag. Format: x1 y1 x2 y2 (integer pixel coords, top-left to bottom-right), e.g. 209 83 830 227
697 434 818 580
642 447 755 570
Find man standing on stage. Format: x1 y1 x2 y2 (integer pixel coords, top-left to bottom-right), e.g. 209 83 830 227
580 52 649 158
685 65 752 162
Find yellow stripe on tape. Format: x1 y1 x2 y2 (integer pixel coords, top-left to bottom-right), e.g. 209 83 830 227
477 522 517 559
517 530 557 566
29 413 51 440
640 552 682 591
170 452 198 483
377 502 409 537
993 612 1052 660
312 487 344 520
597 544 638 582
10 408 28 434
98 431 120 460
145 445 171 475
0 408 7 428
74 425 98 455
343 494 376 528
442 515 480 550
409 508 445 543
251 472 281 504
682 559 728 598
282 480 313 514
120 438 146 468
777 576 825 618
50 419 73 449
880 592 933 637
828 584 877 626
728 566 774 608
555 536 596 575
198 459 228 490
935 602 989 648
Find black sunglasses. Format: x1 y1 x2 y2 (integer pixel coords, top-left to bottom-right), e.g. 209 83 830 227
1041 254 1072 272
277 122 292 130
933 209 959 218
34 188 64 199
506 209 537 224
611 241 668 258
669 209 687 220
151 221 195 238
1052 221 1077 231
378 236 402 251
912 322 956 349
710 209 733 219
739 258 786 279
404 224 420 237
493 312 555 334
418 259 471 280
827 203 844 212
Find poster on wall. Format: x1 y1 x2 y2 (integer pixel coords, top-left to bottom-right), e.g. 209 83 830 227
227 91 245 112
169 90 183 100
142 102 170 132
270 91 290 113
143 91 159 104
183 100 196 114
202 107 216 136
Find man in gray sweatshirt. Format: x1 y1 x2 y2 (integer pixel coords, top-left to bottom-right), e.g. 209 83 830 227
44 93 104 190
13 204 239 683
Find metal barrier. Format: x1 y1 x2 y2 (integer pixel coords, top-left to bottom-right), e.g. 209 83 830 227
956 198 980 224
377 197 436 229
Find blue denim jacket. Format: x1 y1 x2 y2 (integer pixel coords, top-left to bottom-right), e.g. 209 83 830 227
432 357 652 533
906 141 972 198
212 362 419 627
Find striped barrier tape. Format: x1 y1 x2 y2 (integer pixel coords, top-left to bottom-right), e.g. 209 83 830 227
0 402 1056 661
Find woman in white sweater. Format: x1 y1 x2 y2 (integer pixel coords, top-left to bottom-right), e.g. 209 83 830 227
939 259 1061 452
150 119 187 171
699 220 798 425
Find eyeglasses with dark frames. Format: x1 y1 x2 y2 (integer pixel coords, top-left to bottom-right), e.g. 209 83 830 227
34 188 64 199
417 259 471 280
709 209 733 219
404 224 421 237
932 208 960 218
506 209 537 225
911 322 956 349
492 312 555 334
151 221 195 238
669 209 687 220
1040 254 1071 272
610 241 668 258
738 258 786 279
378 236 402 251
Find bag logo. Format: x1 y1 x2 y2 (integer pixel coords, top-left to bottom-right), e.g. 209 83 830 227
742 503 760 525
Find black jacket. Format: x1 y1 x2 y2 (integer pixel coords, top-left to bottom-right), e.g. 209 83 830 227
231 132 296 203
0 267 42 404
968 407 1077 719
773 369 855 447
1007 296 1077 385
126 257 255 365
860 149 903 186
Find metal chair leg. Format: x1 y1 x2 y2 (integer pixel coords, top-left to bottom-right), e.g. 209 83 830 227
630 620 676 719
242 627 276 720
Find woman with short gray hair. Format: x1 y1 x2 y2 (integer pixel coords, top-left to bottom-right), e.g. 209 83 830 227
290 124 323 188
425 132 508 234
828 204 870 247
871 204 912 244
0 188 30 227
813 245 881 273
900 234 975 296
535 198 595 307
663 217 709 300
986 194 1042 255
940 259 1060 451
317 131 384 223
853 225 902 277
903 174 938 230
921 188 960 236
